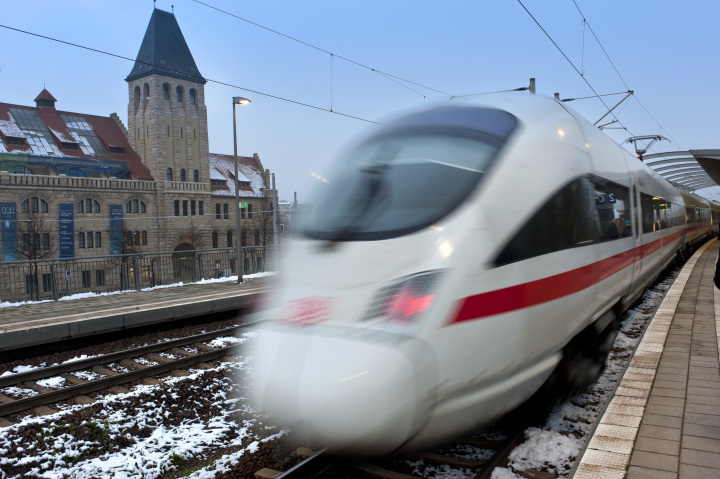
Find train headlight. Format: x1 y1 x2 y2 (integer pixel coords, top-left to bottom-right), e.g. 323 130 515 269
363 270 447 334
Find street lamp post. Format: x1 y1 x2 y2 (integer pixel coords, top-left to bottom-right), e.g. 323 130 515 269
232 96 251 283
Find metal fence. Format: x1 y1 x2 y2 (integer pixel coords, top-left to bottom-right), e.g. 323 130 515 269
0 246 280 303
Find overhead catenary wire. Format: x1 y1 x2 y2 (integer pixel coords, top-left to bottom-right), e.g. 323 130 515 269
514 0 633 135
569 0 681 148
0 23 382 125
190 0 453 98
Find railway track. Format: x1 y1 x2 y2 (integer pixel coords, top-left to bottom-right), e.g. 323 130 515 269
0 325 248 418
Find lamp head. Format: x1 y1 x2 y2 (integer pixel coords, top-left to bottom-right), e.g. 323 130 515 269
233 97 251 105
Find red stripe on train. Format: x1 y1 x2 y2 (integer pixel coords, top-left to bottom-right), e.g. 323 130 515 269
448 228 693 325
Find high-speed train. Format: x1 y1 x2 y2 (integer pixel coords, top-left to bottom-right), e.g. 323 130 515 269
251 94 719 455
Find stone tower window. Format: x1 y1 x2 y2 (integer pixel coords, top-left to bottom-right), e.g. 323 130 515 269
143 83 150 100
134 86 140 105
163 83 170 100
176 86 183 103
167 168 173 181
189 89 197 105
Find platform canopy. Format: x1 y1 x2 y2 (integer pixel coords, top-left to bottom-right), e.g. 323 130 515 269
643 149 720 193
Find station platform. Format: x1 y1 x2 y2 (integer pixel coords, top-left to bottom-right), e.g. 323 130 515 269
0 276 272 353
574 239 720 478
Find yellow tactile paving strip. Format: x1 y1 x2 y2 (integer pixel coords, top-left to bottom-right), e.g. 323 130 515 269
574 240 715 479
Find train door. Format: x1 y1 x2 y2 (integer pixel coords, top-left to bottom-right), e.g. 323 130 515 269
628 181 644 286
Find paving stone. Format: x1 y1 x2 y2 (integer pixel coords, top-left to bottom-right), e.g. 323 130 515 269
642 413 683 428
681 447 720 469
630 450 678 472
638 424 681 442
682 435 720 453
686 394 720 407
647 395 685 408
653 379 686 390
626 466 676 479
633 436 680 456
651 387 686 398
682 423 720 440
644 403 684 418
685 402 720 415
679 463 719 478
684 412 720 428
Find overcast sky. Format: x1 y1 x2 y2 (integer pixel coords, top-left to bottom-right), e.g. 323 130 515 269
1 0 718 201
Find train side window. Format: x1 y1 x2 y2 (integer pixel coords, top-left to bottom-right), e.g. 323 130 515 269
592 176 631 241
686 206 695 224
640 193 668 233
494 176 601 267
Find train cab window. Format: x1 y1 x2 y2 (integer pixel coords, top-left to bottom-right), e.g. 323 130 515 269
302 107 518 241
494 175 630 267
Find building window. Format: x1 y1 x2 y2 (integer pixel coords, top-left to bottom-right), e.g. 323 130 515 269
180 169 186 182
143 83 150 100
199 201 204 216
255 231 260 244
93 201 100 213
87 232 94 248
126 231 133 247
176 86 183 102
78 233 85 249
167 168 173 181
109 146 125 154
182 200 188 216
134 231 140 246
167 125 170 137
193 170 199 182
95 232 102 248
241 230 246 246
248 203 253 219
32 197 39 213
141 231 147 245
96 270 106 287
141 202 146 213
174 200 180 216
126 201 131 214
163 83 170 100
227 230 232 247
215 203 221 220
212 231 218 248
85 198 92 213
41 199 48 213
42 273 52 292
241 207 245 219
189 88 196 105
82 270 91 288
42 233 49 250
223 203 228 219
191 200 196 216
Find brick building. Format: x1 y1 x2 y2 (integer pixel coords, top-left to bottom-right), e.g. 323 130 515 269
0 8 277 300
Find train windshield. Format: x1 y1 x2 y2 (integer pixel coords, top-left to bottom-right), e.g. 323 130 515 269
303 115 514 241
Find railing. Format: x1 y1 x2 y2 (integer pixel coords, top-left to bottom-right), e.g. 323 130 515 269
0 246 279 303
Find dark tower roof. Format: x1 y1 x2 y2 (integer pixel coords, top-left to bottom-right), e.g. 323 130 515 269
125 9 206 84
34 88 57 108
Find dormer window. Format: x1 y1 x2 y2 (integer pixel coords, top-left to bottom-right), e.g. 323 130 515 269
62 142 79 150
35 99 55 108
109 146 125 154
6 137 26 146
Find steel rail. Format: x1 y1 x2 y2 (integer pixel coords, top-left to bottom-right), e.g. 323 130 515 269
0 345 239 416
0 325 246 388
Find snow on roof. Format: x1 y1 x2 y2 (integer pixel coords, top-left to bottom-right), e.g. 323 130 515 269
0 112 26 138
49 127 78 144
209 152 266 198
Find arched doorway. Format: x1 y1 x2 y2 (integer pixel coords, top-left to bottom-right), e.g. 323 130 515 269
172 242 196 282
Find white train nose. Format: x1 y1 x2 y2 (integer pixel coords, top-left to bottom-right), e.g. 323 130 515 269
251 327 437 455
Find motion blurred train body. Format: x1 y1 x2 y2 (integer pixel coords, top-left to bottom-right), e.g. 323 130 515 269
251 94 719 455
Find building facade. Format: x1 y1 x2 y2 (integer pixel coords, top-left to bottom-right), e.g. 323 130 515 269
0 8 278 300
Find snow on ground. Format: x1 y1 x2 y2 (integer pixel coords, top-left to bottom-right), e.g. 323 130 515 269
0 339 282 479
0 272 277 308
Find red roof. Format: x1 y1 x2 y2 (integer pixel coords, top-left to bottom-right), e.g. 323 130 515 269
0 100 153 180
34 89 57 102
